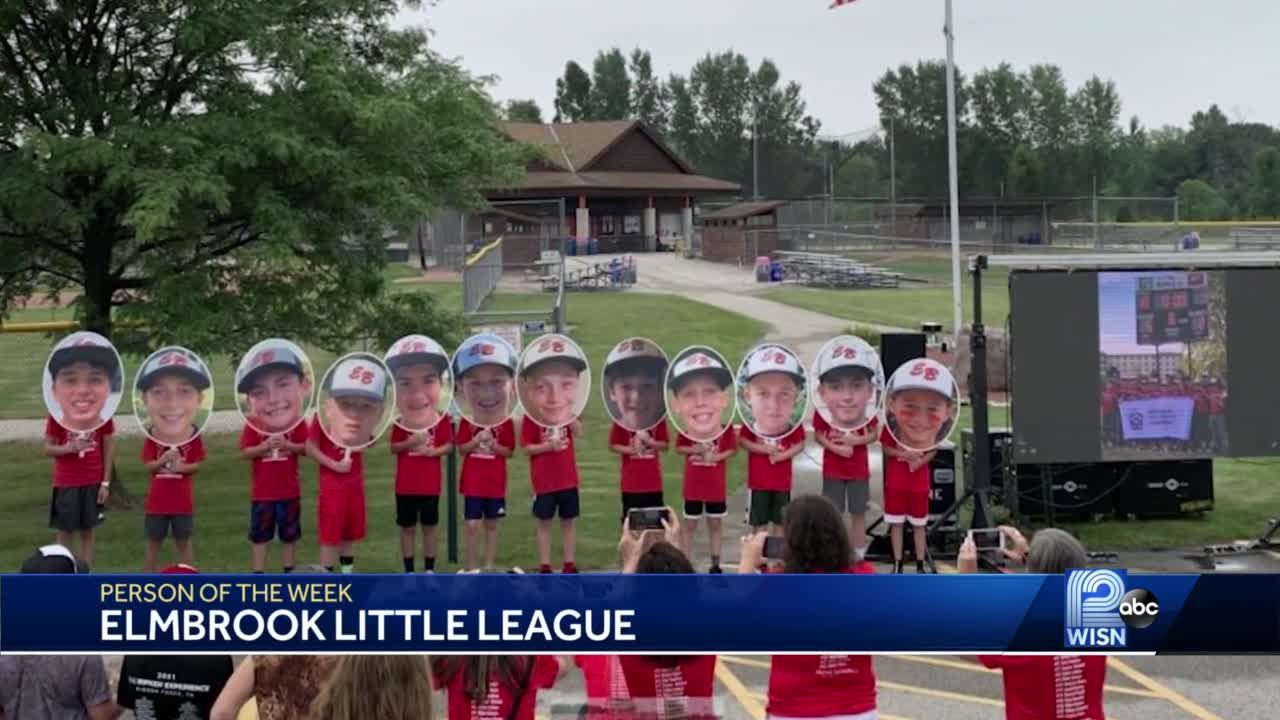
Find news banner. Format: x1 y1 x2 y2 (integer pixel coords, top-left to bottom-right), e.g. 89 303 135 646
2 571 1278 654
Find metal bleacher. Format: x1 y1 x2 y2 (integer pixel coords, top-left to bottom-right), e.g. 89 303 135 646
772 251 904 289
1231 228 1280 251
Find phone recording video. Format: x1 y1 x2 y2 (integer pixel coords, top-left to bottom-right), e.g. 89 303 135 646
627 507 670 531
968 528 1004 553
763 536 786 560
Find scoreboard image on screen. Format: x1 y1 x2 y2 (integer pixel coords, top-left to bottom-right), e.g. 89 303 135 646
1134 272 1210 346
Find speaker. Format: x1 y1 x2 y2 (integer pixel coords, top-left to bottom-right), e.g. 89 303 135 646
1012 462 1115 520
1114 459 1214 518
880 332 927 379
961 427 1012 497
928 443 958 530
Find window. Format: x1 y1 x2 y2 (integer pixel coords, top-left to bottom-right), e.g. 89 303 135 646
601 215 617 235
484 222 493 234
624 215 641 234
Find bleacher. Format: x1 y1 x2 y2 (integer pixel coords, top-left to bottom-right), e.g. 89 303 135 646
772 251 905 289
1230 227 1280 250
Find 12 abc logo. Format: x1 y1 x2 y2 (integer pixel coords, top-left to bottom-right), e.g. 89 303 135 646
1065 570 1159 648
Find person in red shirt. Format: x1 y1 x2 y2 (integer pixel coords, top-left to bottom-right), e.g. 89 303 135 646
814 412 877 559
43 416 115 568
458 418 515 571
739 494 878 720
739 424 806 535
241 419 308 574
960 526 1108 720
675 427 736 573
141 431 207 573
609 419 670 519
880 424 933 574
385 335 454 574
432 655 570 720
521 416 583 573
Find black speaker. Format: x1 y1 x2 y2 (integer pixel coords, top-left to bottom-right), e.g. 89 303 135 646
1011 462 1115 520
1114 459 1214 518
961 427 1012 497
880 332 926 379
928 443 958 530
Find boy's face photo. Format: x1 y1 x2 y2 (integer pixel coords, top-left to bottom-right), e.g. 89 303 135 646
745 372 801 437
247 369 311 433
394 363 443 430
671 375 730 441
819 369 875 429
459 365 515 427
888 389 955 451
53 362 111 431
144 375 202 443
608 372 664 431
324 395 383 448
521 359 582 428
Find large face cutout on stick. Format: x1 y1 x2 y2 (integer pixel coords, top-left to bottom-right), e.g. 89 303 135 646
810 335 885 432
737 343 808 439
452 334 520 429
602 337 669 432
384 334 452 432
518 333 591 429
43 331 125 434
884 358 960 452
317 353 396 450
665 346 736 442
133 347 215 446
235 339 316 436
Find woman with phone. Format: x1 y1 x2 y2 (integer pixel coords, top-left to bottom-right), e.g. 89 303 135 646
959 527 1108 720
739 494 878 720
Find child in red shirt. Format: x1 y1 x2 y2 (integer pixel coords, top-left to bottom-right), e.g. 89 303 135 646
609 419 670 519
521 417 583 573
675 428 736 573
458 418 515 571
432 656 568 720
739 424 806 534
738 345 809 534
142 435 207 573
44 417 115 568
240 419 308 574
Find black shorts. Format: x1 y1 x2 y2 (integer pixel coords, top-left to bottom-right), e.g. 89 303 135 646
396 494 441 528
684 500 728 518
620 491 665 520
145 514 193 541
49 486 101 532
249 498 302 544
464 497 506 521
532 488 580 520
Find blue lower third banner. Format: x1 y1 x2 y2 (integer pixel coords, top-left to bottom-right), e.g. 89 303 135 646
2 573 1277 654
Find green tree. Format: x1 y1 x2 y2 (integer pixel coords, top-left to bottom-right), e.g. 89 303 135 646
1248 147 1280 218
1007 144 1044 197
589 48 631 120
629 49 668 133
873 60 970 197
666 73 699 159
834 153 881 197
1072 76 1122 189
505 99 544 123
970 63 1029 194
0 0 521 354
1176 179 1228 221
1023 64 1073 194
553 61 593 121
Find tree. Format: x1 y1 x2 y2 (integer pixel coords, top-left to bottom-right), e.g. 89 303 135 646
0 0 522 355
1023 64 1073 194
1176 179 1228 221
629 49 668 134
970 63 1029 194
1248 147 1280 218
873 60 970 197
1072 76 1122 189
1007 145 1044 197
589 48 631 120
834 153 882 198
553 61 593 121
666 74 699 159
505 99 544 123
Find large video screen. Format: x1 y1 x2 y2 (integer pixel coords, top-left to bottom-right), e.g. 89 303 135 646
1008 267 1280 463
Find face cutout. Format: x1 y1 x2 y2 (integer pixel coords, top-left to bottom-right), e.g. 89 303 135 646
235 339 316 436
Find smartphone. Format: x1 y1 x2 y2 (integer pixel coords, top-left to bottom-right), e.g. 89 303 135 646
763 536 786 560
628 507 670 531
968 528 1004 552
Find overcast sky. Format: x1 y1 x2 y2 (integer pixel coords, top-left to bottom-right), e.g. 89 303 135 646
400 0 1279 137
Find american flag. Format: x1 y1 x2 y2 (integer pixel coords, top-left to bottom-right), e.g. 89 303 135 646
830 0 859 7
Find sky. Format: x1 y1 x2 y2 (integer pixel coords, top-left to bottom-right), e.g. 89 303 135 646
400 0 1280 138
1098 271 1190 356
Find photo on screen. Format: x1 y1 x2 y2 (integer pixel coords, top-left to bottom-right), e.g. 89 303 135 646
1098 270 1227 460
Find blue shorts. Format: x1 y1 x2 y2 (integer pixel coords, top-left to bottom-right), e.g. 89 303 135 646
249 498 302 544
532 488 580 521
464 496 506 521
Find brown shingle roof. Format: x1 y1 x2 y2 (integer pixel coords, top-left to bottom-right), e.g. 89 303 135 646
702 200 788 220
516 171 740 193
505 120 639 172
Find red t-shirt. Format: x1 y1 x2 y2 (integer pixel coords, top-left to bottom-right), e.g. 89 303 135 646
768 563 877 717
575 655 631 704
458 419 514 499
740 425 805 492
309 417 364 490
978 655 1107 720
391 418 454 496
521 419 580 495
880 426 931 493
45 418 114 488
618 655 716 704
611 421 668 494
678 429 735 502
1208 391 1225 415
814 414 875 481
142 435 207 515
439 656 560 720
240 422 309 502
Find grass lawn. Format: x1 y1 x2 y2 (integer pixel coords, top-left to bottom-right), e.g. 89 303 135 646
0 291 766 573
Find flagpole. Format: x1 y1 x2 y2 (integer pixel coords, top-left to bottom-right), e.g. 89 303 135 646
944 0 963 342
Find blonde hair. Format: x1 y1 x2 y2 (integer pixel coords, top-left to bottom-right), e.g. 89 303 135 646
308 655 433 720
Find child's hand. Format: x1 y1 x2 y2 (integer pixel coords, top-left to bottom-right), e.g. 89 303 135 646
413 431 431 448
161 447 181 466
68 435 91 453
477 428 493 443
96 483 109 506
267 434 285 450
335 450 353 474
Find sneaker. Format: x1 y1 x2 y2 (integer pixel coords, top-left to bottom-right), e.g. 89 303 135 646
915 561 927 574
893 561 904 574
709 565 723 574
562 566 579 575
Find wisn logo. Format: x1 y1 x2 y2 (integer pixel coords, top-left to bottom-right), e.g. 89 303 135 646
1064 569 1160 648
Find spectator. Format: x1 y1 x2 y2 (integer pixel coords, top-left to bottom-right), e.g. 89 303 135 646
308 656 433 720
117 565 234 720
959 527 1108 720
739 495 878 720
0 545 122 720
211 656 338 720
432 655 570 720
